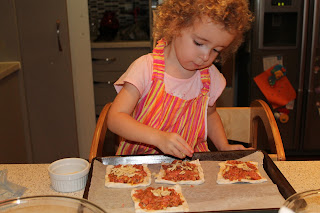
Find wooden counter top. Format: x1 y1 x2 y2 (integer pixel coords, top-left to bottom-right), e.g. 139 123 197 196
0 61 21 80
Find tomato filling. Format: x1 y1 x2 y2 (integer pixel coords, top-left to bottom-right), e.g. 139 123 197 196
108 165 147 184
222 160 262 181
133 187 184 210
162 160 200 181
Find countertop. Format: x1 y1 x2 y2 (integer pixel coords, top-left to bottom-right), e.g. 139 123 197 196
0 164 84 198
91 41 152 49
274 161 320 192
0 161 319 200
0 62 21 80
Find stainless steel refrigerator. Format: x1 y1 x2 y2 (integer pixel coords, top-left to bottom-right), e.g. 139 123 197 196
236 0 320 156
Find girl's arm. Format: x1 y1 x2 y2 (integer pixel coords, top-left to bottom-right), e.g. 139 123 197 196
107 82 194 158
207 104 247 150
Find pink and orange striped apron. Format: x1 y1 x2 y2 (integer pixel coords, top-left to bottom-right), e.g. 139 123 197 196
116 39 211 155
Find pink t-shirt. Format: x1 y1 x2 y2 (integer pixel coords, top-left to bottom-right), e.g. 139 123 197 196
114 53 226 106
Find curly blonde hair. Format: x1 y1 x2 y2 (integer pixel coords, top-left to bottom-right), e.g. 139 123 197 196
153 0 254 63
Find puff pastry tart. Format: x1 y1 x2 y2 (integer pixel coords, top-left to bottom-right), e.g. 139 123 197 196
217 160 267 184
105 164 151 188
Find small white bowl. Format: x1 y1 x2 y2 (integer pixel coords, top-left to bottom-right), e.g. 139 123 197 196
48 158 90 193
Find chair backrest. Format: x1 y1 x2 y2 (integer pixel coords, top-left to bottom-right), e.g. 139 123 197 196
89 102 112 162
89 99 285 162
216 99 285 161
216 107 251 143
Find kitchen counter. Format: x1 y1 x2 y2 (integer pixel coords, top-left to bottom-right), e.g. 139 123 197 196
91 41 152 49
274 161 320 193
0 164 84 198
0 161 319 200
0 62 20 80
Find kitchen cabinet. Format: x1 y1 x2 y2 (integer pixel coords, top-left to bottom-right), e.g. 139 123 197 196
0 63 29 163
88 0 153 43
91 44 151 155
0 0 85 163
88 0 154 114
15 0 80 163
91 44 151 115
88 0 154 113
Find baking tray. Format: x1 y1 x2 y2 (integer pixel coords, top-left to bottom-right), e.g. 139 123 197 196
83 150 296 213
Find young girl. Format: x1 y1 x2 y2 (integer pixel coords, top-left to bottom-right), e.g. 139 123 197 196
107 0 254 159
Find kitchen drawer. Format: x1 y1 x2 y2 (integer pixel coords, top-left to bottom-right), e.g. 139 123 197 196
94 82 117 106
93 71 123 83
91 47 151 72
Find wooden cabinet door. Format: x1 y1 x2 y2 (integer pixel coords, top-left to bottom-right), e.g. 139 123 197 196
15 0 79 163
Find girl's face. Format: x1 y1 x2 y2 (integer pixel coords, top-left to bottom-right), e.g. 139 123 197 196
173 17 235 71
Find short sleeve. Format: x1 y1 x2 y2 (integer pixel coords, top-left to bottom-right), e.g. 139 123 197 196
114 54 153 96
208 66 226 106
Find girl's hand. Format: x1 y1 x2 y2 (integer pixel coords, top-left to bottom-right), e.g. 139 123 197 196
157 132 194 159
219 144 255 151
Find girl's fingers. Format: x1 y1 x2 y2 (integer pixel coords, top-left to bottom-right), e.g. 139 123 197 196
177 138 194 157
180 153 186 159
177 151 186 159
168 142 189 159
161 132 193 158
231 144 255 150
173 144 192 158
245 147 256 150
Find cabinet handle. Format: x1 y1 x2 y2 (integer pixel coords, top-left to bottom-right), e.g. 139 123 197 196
92 57 116 63
56 19 62 51
93 81 116 85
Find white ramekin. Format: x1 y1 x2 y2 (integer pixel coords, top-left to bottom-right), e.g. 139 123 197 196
48 158 90 193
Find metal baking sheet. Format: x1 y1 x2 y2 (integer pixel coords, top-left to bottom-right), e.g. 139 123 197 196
83 150 296 213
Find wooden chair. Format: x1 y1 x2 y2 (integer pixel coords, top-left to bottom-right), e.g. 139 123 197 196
216 99 285 161
89 99 285 162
